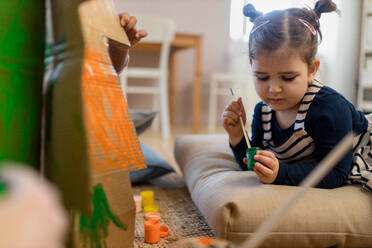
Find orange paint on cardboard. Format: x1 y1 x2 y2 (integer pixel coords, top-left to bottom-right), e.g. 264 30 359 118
82 46 145 173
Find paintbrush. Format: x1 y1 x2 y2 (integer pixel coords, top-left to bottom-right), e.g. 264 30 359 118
229 88 251 148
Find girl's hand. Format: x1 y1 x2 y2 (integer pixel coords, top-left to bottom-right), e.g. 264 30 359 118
252 150 279 183
221 97 246 146
119 13 147 47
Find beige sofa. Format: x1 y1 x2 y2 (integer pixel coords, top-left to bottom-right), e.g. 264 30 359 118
174 134 372 248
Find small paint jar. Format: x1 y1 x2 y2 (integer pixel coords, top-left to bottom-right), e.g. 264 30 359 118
133 195 142 213
144 204 159 213
144 219 160 244
246 147 262 171
140 190 154 208
145 212 161 221
159 225 169 238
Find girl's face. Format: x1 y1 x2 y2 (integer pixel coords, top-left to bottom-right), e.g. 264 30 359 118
251 48 319 114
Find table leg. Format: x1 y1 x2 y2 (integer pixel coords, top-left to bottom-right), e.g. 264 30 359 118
192 37 202 133
169 50 177 126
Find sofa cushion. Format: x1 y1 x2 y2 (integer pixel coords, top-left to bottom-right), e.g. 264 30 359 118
174 134 372 248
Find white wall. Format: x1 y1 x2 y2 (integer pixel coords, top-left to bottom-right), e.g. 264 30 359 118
326 0 362 103
114 0 231 126
114 0 363 127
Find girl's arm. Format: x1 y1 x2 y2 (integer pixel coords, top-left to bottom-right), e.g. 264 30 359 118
231 102 264 170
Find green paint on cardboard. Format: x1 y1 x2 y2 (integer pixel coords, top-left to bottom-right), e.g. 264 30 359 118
79 183 127 248
0 180 6 198
0 1 44 168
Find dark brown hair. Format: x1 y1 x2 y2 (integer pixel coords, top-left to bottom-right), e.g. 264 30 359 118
243 0 338 65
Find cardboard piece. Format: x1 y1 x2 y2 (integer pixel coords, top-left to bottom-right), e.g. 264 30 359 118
0 1 44 169
46 0 146 247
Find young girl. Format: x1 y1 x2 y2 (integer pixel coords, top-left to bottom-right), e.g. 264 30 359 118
222 0 372 190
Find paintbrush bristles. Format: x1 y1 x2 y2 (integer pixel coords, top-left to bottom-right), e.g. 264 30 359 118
229 88 251 148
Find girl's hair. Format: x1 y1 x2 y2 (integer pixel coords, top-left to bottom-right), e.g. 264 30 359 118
243 0 338 65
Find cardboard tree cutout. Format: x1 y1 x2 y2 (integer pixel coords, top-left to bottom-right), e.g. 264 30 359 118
47 0 146 247
0 1 44 169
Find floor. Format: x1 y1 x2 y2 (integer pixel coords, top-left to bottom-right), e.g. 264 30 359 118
138 125 225 174
133 124 225 247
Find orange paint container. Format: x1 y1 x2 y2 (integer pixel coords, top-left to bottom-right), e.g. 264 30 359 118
145 212 161 221
144 219 160 244
160 225 169 238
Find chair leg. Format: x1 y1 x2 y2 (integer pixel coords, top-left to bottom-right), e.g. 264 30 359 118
152 86 160 131
208 77 218 132
159 74 171 139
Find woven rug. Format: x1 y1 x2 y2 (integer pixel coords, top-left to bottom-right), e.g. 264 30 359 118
132 173 215 248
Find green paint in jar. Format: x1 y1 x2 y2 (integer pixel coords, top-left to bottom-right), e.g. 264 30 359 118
246 147 262 171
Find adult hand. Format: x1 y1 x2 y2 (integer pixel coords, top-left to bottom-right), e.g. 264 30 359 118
247 150 279 183
221 97 246 146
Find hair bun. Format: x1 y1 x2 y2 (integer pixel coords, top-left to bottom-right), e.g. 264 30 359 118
243 3 263 23
314 0 337 19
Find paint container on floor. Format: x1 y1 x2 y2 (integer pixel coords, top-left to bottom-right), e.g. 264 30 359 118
144 219 160 244
159 225 169 238
133 195 142 213
168 237 237 247
140 190 154 208
145 212 161 221
246 147 262 171
144 204 159 213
